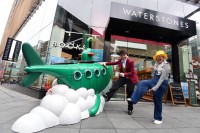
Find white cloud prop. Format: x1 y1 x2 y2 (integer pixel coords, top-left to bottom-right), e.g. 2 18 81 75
46 89 51 95
88 89 95 96
76 97 88 111
86 96 95 109
12 113 46 133
59 103 81 124
94 95 97 101
98 96 105 113
81 110 90 119
40 94 68 116
52 79 58 86
65 89 79 103
30 106 59 128
76 97 90 119
51 84 69 96
11 83 106 133
77 87 88 99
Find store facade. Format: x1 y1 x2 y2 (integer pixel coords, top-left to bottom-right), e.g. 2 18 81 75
9 0 199 99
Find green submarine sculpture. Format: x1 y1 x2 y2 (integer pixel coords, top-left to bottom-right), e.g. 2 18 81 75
21 33 114 116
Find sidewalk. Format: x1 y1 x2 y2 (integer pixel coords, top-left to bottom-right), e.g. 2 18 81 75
1 85 200 133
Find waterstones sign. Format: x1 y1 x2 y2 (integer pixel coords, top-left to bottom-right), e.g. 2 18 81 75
110 3 196 34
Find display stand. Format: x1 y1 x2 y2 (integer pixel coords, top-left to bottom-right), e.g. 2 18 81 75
185 70 199 106
188 81 200 106
185 71 199 94
165 82 187 107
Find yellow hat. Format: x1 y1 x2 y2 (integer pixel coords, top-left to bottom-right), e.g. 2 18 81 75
153 50 168 60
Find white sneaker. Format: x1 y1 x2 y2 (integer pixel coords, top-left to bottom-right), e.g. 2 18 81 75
154 120 162 124
127 98 132 102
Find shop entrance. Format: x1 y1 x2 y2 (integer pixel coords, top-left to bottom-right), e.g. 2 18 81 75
103 3 196 100
104 3 196 83
109 35 172 100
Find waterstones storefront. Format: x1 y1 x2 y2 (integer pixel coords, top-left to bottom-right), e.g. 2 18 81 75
14 0 200 100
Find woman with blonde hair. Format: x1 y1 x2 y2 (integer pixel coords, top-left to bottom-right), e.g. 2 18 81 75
127 50 171 124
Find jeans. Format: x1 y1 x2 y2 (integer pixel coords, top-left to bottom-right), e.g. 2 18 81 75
131 75 168 120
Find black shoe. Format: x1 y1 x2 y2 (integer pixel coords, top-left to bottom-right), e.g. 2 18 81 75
102 92 110 102
128 110 132 115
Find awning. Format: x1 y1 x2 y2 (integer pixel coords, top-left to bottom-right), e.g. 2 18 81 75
105 3 197 44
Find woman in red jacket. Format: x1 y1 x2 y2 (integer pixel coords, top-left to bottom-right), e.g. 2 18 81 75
102 50 138 115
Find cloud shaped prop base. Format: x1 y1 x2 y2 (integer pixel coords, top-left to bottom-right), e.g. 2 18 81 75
12 83 105 133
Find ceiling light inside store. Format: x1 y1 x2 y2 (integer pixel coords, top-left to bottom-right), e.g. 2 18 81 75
164 45 170 49
125 30 129 33
111 53 120 57
115 41 147 50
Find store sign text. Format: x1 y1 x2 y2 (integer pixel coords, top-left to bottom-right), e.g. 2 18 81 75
122 8 189 29
52 41 85 50
110 3 196 34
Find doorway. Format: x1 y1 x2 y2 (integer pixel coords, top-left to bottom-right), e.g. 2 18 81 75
109 35 172 101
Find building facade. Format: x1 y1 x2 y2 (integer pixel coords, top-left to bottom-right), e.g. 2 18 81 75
1 0 200 99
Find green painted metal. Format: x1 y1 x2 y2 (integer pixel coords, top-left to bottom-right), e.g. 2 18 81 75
81 37 93 61
21 43 45 87
22 57 113 92
21 42 113 116
89 94 101 116
22 43 45 66
21 72 42 87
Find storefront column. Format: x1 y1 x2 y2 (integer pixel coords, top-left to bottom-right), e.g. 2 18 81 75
103 41 110 62
172 43 180 83
103 31 111 62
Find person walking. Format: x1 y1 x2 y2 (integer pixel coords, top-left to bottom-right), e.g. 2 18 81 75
127 50 170 124
102 50 138 115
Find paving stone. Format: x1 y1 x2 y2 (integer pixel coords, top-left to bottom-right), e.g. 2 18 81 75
1 85 200 133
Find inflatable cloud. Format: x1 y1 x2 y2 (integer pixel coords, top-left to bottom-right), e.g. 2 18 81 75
12 82 106 133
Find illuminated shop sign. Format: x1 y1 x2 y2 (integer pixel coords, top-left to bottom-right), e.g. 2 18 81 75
110 3 196 34
52 41 85 50
122 8 189 29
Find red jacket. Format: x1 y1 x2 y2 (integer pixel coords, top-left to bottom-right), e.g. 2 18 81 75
106 58 138 84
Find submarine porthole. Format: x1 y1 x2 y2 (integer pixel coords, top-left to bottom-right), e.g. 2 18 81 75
74 71 82 80
85 70 92 78
101 68 106 75
94 69 100 77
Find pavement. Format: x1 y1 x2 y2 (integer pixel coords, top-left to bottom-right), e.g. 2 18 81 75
1 85 200 133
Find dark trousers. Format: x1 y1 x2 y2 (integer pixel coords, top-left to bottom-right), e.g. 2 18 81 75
153 84 167 121
106 77 135 111
131 76 168 121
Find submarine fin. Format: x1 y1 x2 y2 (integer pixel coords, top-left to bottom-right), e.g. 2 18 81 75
89 94 101 116
21 43 44 87
21 72 42 87
22 43 45 66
